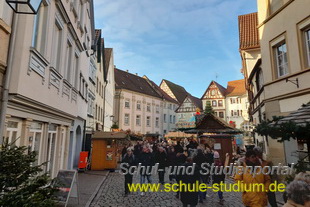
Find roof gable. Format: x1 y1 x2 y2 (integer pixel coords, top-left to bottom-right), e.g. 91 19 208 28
160 79 188 104
201 81 226 99
143 76 179 104
176 94 203 112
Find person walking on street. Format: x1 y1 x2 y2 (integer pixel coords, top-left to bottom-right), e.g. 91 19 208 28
122 148 135 196
167 146 177 183
155 146 167 184
178 157 200 207
193 149 208 203
213 151 225 205
235 150 271 207
139 146 154 195
253 146 278 207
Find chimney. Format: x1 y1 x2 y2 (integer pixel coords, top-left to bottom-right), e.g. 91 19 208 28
135 73 138 76
126 70 129 73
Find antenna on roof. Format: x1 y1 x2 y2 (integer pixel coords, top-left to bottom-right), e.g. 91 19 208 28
215 72 218 81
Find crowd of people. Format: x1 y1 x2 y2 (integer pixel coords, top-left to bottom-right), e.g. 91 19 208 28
121 140 310 207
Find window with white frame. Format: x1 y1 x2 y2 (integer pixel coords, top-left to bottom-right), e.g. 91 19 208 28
303 27 310 68
146 116 150 126
136 115 141 126
125 100 130 108
137 101 141 110
124 114 130 125
28 122 43 165
51 13 64 72
46 124 57 176
219 112 224 118
73 51 79 88
87 93 94 116
273 41 289 78
163 114 166 123
173 116 175 124
5 121 20 147
89 60 96 82
170 115 172 123
79 0 84 27
212 100 217 107
59 127 67 169
32 1 49 55
64 39 73 83
155 117 159 128
147 103 151 112
156 105 159 113
218 100 223 107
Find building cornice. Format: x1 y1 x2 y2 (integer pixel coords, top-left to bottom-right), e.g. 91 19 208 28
8 94 76 122
264 68 310 87
257 0 295 28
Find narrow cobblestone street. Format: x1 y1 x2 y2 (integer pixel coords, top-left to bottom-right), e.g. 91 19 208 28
90 171 245 207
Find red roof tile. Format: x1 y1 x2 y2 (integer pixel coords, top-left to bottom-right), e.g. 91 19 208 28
226 79 246 97
238 12 260 50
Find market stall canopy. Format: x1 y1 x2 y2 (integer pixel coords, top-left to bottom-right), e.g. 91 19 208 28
270 102 310 126
179 114 241 134
164 131 195 138
92 131 130 139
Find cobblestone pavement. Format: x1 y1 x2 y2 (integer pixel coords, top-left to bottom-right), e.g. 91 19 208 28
90 171 245 207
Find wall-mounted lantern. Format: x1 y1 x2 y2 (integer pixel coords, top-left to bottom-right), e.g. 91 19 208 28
5 0 43 14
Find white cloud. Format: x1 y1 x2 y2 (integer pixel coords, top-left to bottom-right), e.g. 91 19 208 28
94 0 257 95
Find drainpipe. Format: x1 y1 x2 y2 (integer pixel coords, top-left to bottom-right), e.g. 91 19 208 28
0 13 17 145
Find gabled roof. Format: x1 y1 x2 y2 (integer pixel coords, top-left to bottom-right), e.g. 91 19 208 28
188 95 203 110
94 29 102 63
114 68 162 98
160 79 189 103
104 48 113 71
143 76 179 104
226 79 246 97
238 12 260 50
201 81 227 99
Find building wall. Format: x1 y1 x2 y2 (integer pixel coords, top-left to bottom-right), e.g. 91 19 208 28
4 0 94 176
95 50 104 132
162 101 177 134
225 95 249 129
115 89 164 135
257 0 310 163
0 2 12 112
202 83 226 121
103 54 115 131
176 97 197 123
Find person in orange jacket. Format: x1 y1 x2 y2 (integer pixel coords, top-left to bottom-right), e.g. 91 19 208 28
234 150 271 207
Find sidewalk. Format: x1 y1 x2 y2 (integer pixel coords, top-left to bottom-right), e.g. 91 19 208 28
67 170 109 207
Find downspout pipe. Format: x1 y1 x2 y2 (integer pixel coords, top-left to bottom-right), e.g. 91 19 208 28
0 13 17 146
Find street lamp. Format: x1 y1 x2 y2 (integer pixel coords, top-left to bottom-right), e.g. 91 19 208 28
5 0 42 14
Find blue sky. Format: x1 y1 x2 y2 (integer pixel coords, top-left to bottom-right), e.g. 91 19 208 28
94 0 257 98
